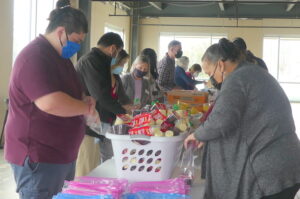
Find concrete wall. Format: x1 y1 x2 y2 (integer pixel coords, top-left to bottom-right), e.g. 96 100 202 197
138 17 300 59
0 0 13 144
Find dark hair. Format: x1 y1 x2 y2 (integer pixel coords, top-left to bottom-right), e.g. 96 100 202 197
168 40 181 50
115 49 129 65
46 0 88 34
141 48 158 80
131 55 150 72
202 38 241 64
191 64 202 73
233 37 247 51
97 32 124 49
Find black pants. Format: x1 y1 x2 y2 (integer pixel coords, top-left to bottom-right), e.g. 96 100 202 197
261 184 300 199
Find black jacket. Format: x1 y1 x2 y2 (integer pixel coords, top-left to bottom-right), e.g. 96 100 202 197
75 48 130 137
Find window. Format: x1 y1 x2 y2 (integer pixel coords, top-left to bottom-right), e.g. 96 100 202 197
104 24 125 46
105 24 127 72
13 0 57 61
159 33 226 81
263 37 300 137
263 37 300 102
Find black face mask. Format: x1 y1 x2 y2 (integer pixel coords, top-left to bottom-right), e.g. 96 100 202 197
210 76 222 90
210 64 222 90
175 50 183 58
134 68 148 78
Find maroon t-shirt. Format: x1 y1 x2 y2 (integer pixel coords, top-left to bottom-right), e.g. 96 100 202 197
4 35 85 165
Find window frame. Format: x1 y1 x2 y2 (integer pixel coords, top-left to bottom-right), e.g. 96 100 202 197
263 35 300 102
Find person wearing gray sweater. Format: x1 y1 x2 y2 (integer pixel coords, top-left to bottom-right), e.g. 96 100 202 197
185 38 300 199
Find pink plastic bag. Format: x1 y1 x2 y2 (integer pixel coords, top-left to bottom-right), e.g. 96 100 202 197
76 176 128 190
63 180 124 199
128 177 190 195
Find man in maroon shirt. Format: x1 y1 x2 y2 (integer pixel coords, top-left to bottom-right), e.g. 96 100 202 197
4 2 96 199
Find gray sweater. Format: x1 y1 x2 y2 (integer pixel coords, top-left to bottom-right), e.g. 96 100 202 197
194 62 300 199
121 73 152 107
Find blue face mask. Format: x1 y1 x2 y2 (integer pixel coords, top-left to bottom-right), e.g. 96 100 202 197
112 66 123 75
60 33 81 59
111 58 117 66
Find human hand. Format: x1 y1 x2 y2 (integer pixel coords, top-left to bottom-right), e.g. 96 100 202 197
85 109 100 127
184 133 204 149
122 104 138 114
83 96 96 116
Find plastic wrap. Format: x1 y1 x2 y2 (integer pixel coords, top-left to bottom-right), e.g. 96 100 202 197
53 193 113 199
122 192 191 199
128 177 190 195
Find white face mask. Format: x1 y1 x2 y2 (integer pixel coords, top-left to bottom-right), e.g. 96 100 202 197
193 72 199 78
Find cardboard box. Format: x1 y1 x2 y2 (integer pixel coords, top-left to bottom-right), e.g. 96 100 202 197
166 90 209 105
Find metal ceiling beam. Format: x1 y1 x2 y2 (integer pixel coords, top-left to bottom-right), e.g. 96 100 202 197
218 1 225 11
149 2 163 10
286 0 298 12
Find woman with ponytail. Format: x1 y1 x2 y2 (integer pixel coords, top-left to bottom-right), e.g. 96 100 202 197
185 38 300 199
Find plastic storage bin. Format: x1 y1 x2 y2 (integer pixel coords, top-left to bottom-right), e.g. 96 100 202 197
106 133 187 182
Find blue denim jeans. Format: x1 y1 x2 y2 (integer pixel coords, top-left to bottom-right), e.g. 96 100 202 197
10 157 75 199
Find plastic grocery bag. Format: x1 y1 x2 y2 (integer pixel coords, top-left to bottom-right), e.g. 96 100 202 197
179 143 196 185
85 109 102 135
53 193 113 199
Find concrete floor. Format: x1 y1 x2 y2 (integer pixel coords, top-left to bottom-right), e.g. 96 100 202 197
0 149 18 199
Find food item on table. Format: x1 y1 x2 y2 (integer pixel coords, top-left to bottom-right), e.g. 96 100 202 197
154 131 164 137
160 112 180 132
156 119 163 125
165 130 174 137
175 119 188 132
177 101 190 110
132 113 152 127
115 114 132 125
141 105 151 113
129 126 152 136
190 107 199 115
149 118 155 126
185 118 191 128
151 126 160 133
151 103 167 111
151 109 167 122
167 108 173 116
175 110 189 119
159 109 167 117
115 117 124 125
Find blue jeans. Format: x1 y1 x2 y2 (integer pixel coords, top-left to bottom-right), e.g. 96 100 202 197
10 157 75 199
